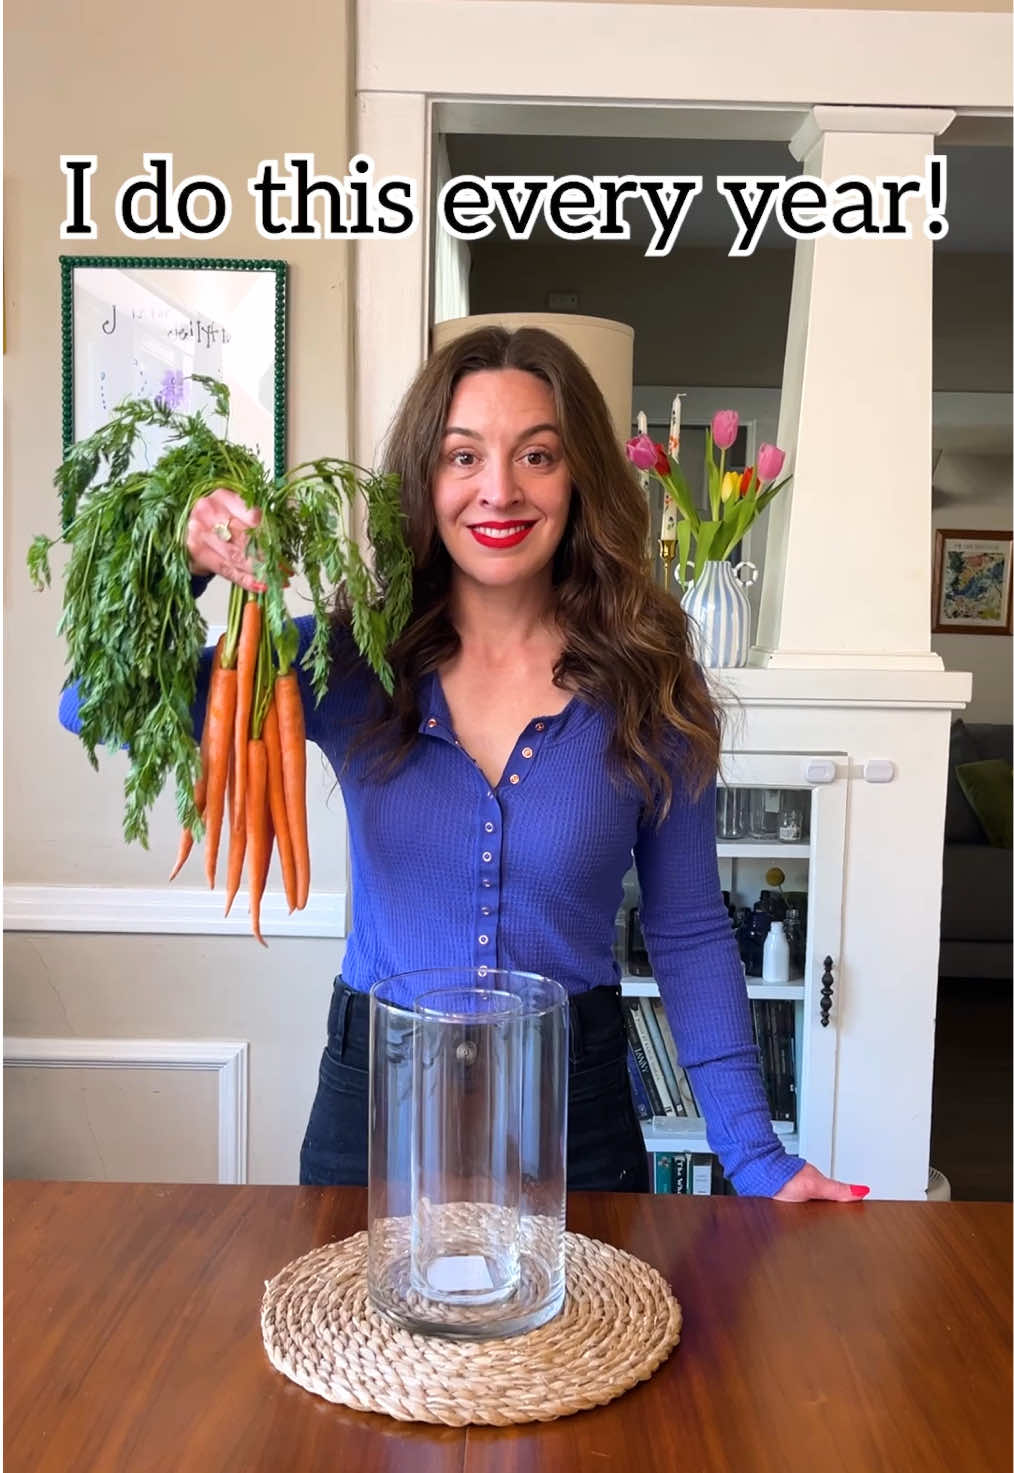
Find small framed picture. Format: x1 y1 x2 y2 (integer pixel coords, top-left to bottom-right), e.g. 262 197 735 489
60 255 287 481
931 528 1013 635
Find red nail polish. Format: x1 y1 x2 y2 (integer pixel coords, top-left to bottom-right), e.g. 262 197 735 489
850 1184 870 1199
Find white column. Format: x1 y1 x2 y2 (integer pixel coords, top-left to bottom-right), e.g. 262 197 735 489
354 90 430 474
752 106 955 671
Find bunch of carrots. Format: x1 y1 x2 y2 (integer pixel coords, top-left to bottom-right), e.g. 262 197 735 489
170 585 308 945
31 375 412 933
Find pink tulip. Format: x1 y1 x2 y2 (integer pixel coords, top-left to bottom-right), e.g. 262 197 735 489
625 434 658 471
757 443 786 482
711 410 739 451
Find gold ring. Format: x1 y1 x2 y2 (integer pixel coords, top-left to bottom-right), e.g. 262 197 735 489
213 520 233 542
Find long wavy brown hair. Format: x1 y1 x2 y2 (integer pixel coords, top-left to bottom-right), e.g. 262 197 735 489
334 325 721 821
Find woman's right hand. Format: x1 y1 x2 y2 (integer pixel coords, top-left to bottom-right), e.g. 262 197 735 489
186 488 267 594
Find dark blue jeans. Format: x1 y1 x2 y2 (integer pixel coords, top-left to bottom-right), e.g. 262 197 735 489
299 977 650 1192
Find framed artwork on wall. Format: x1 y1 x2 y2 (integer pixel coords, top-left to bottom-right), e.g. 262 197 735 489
60 256 287 482
931 528 1013 635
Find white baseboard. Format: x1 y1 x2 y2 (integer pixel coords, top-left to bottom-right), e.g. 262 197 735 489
3 884 346 938
3 1036 249 1184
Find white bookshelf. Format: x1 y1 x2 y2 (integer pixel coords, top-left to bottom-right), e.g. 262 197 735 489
641 1116 799 1157
621 755 848 1179
621 976 805 1004
716 841 809 860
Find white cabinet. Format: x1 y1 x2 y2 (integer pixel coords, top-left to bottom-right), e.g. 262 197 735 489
620 750 847 1178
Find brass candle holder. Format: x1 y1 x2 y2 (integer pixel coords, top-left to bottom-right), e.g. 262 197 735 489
658 537 676 593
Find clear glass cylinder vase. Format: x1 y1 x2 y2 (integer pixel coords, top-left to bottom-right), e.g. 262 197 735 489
367 968 569 1339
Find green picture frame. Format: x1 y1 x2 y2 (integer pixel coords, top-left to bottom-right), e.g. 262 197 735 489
60 255 288 479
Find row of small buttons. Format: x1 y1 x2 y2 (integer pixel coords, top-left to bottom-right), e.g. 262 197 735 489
504 747 534 787
478 796 500 960
471 725 549 956
419 696 553 973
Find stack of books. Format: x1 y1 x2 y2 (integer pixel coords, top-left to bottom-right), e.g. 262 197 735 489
622 995 700 1122
622 995 797 1135
750 998 797 1130
652 1150 734 1195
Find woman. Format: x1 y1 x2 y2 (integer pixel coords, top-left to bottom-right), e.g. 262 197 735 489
185 326 865 1201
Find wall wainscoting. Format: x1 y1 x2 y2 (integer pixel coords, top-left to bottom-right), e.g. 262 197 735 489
2 885 346 938
3 1037 249 1184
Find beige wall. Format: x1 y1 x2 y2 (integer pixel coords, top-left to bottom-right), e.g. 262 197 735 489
6 0 355 884
4 0 354 1183
496 0 1008 8
469 242 1013 392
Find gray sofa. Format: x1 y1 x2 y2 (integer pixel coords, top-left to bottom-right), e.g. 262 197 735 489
938 720 1013 980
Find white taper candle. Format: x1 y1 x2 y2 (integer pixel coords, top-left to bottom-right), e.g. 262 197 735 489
667 395 683 461
660 398 681 539
660 490 678 540
635 410 649 493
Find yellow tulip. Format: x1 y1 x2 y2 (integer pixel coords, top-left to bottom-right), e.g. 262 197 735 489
721 470 741 503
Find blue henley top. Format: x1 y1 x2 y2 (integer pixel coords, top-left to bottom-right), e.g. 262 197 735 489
60 609 807 1197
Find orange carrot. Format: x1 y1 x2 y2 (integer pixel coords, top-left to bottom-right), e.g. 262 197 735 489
246 737 271 946
223 756 247 918
274 671 309 909
169 813 197 883
232 598 262 831
261 803 275 893
170 636 223 882
203 659 237 890
262 697 298 913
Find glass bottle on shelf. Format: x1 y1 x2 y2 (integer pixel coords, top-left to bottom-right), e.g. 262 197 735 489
716 787 748 840
783 906 805 974
759 888 787 922
748 788 781 840
777 792 804 842
737 906 772 977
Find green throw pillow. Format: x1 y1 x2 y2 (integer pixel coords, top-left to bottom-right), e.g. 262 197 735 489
955 759 1013 848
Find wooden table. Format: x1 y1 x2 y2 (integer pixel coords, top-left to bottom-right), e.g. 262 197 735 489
5 1182 1011 1473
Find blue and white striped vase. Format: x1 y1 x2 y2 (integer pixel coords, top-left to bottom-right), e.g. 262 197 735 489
679 559 758 668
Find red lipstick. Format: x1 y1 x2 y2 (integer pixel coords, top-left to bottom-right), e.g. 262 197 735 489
468 521 536 549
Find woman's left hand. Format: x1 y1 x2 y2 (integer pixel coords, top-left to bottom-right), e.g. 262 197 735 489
773 1161 870 1203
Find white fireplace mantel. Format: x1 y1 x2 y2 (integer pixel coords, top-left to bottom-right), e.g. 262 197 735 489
717 666 972 712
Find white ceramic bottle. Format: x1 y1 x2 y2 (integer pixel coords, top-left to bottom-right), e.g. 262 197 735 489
762 920 791 982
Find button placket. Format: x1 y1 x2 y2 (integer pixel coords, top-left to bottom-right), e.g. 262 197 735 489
493 720 546 795
474 786 502 971
468 718 552 969
427 705 560 975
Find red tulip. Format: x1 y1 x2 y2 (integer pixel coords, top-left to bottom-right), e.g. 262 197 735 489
711 410 739 451
653 442 670 475
740 466 754 496
757 443 786 482
625 434 657 471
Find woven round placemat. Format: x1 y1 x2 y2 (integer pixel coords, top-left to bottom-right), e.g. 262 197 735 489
261 1230 682 1426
